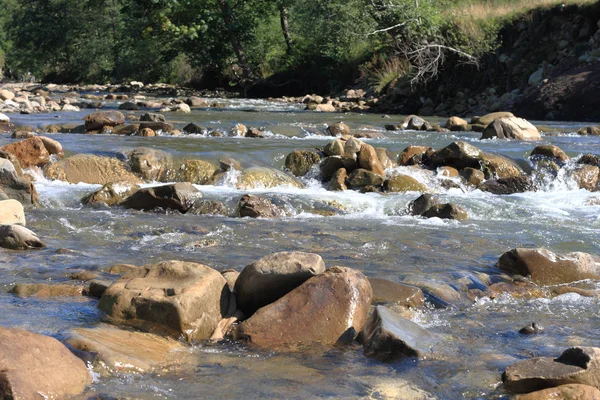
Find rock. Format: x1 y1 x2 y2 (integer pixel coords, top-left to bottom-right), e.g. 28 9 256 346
9 283 84 297
84 111 125 131
409 194 468 220
497 248 600 285
118 101 139 110
323 139 345 156
320 156 345 181
183 123 206 134
471 111 515 126
0 90 15 101
0 224 45 250
236 167 304 190
402 115 426 130
384 174 427 193
326 122 350 136
0 158 37 205
369 278 425 308
61 104 80 112
481 117 541 140
237 266 372 348
460 168 485 185
38 136 63 156
238 194 283 218
186 96 208 107
0 199 25 225
348 168 385 188
138 127 156 137
503 347 600 393
572 165 600 191
128 147 173 182
478 176 535 194
431 141 484 169
140 112 166 123
439 166 459 177
217 157 240 172
246 127 265 138
480 153 523 179
285 150 321 177
358 144 386 175
0 326 91 399
578 154 600 167
375 147 395 169
44 154 142 185
188 199 228 216
222 270 239 291
105 263 139 275
174 103 191 113
231 123 247 136
328 168 348 191
0 137 50 168
578 126 600 136
98 260 230 341
530 145 569 162
445 116 469 131
360 306 439 360
82 181 140 206
172 160 219 185
398 146 431 166
384 124 399 131
67 324 187 373
235 252 326 317
315 103 336 112
519 322 544 335
515 384 600 400
11 131 34 139
123 182 202 212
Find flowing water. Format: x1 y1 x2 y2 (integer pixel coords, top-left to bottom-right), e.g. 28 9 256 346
1 98 600 399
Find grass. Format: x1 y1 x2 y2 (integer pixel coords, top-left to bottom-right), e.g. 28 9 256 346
360 57 411 94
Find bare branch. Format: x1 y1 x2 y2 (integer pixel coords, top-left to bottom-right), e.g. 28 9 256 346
364 20 416 36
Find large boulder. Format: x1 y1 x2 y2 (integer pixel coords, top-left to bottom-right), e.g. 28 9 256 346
369 278 425 308
44 154 142 185
398 146 431 166
503 347 600 394
481 117 541 140
84 111 125 131
471 112 515 126
98 260 230 341
236 167 304 190
320 156 346 181
480 153 524 179
530 145 569 163
360 306 439 361
0 327 91 399
237 266 372 348
0 137 50 168
67 324 188 373
171 160 219 185
140 112 166 123
445 116 469 131
409 194 468 220
497 248 600 285
516 384 600 400
237 194 284 218
0 199 25 225
82 181 140 207
0 224 45 250
324 139 344 157
572 165 600 191
0 158 37 205
348 168 385 188
384 174 427 193
326 122 350 136
285 150 321 177
358 144 386 175
328 168 348 191
478 176 535 194
234 252 326 317
123 182 202 213
431 141 484 169
128 147 174 181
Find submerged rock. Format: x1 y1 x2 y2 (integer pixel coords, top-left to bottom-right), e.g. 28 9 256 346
497 248 600 285
44 154 142 185
0 224 45 250
503 347 600 393
10 283 84 297
235 251 326 317
238 194 283 218
360 305 439 361
519 322 545 335
82 181 140 207
67 324 187 373
0 199 25 225
98 260 230 341
0 326 91 399
123 182 202 213
237 167 304 190
237 266 372 348
188 199 228 216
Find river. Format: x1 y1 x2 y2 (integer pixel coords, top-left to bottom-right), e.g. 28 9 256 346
1 97 600 399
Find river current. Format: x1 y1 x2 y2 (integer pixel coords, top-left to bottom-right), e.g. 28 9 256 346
1 97 599 399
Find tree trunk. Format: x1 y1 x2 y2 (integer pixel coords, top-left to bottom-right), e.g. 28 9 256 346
279 4 293 54
214 0 252 79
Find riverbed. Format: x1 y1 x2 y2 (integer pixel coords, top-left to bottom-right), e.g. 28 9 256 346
1 98 600 399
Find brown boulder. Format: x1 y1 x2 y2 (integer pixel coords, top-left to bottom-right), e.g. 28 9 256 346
480 153 524 179
0 224 45 250
237 266 372 348
98 260 230 341
375 147 396 169
0 199 25 225
445 116 468 131
320 156 345 181
326 122 350 136
460 168 485 185
9 283 84 297
471 112 515 126
369 278 425 308
398 146 431 166
82 181 140 206
478 176 535 194
328 168 348 191
516 384 600 400
481 117 541 140
44 154 142 185
84 111 125 131
128 147 174 182
171 160 219 185
358 144 385 175
497 248 600 285
384 174 427 193
348 168 385 188
238 194 283 218
0 137 50 168
123 182 202 213
503 347 600 393
572 165 600 191
0 326 91 399
530 145 569 163
323 139 345 156
578 126 600 136
431 141 484 169
235 252 326 317
285 150 321 177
